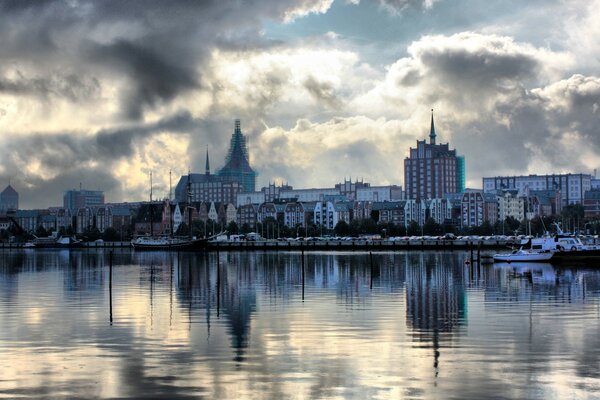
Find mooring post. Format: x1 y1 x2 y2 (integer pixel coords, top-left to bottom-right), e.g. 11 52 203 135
477 242 481 267
470 242 474 264
301 244 305 301
216 249 221 318
369 251 374 290
109 250 113 325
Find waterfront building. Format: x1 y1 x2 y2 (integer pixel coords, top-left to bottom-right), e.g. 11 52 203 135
356 185 403 202
217 119 257 193
313 201 352 230
497 190 525 222
176 119 256 204
40 214 56 232
237 204 258 229
257 203 277 224
284 202 306 228
0 184 19 212
523 190 561 218
584 189 600 217
279 187 341 202
0 217 10 230
14 209 46 233
353 201 372 221
459 190 497 228
425 198 453 225
334 179 370 200
404 199 426 227
372 201 405 225
64 189 104 211
404 111 462 200
226 203 237 224
237 191 266 207
482 173 591 206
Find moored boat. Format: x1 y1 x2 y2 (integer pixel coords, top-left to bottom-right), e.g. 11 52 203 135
24 235 83 248
131 236 207 250
493 249 554 262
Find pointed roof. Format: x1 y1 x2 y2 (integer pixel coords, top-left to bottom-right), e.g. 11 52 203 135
205 146 210 175
429 109 436 145
1 184 18 196
220 119 254 173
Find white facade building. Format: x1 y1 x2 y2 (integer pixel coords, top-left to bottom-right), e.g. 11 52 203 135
356 185 403 202
483 174 591 206
497 191 525 221
280 188 341 202
236 192 265 207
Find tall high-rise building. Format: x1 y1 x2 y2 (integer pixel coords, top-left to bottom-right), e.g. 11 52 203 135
0 184 19 212
404 111 461 200
63 189 104 211
218 119 257 193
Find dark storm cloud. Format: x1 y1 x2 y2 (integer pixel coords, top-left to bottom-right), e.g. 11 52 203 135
0 0 328 120
85 40 200 120
304 76 342 109
0 0 336 207
0 71 100 102
0 112 199 207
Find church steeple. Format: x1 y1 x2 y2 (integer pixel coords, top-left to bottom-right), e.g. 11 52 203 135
205 146 210 176
429 109 436 145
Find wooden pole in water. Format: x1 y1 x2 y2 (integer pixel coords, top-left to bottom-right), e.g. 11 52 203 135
477 242 481 267
301 244 305 301
369 251 374 290
470 242 474 265
216 251 221 318
109 250 113 325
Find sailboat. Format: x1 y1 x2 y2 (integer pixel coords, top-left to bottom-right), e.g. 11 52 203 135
131 171 207 251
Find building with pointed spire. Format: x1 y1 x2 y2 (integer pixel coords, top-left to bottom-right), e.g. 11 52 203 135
0 184 19 212
217 119 257 193
404 111 463 200
175 119 257 206
174 147 242 205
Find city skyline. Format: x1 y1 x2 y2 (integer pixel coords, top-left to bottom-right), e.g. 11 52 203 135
1 0 599 209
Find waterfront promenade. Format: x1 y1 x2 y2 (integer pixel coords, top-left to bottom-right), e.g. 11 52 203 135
0 238 519 250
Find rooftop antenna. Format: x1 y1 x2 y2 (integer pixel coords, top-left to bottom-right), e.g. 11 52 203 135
169 170 172 202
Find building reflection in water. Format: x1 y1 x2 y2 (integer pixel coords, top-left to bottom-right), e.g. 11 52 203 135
404 252 467 375
2 250 600 398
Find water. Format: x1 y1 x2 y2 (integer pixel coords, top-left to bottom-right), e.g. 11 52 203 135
1 250 600 399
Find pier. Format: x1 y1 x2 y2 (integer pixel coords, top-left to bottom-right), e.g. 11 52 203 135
0 238 518 250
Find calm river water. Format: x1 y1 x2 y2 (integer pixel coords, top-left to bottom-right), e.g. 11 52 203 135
1 250 599 399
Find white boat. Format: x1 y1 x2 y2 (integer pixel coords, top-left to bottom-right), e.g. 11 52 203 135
493 249 554 262
131 236 206 250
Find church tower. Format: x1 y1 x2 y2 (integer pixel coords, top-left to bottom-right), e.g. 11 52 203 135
217 119 257 193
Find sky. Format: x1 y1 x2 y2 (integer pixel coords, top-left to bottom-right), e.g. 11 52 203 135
0 0 599 209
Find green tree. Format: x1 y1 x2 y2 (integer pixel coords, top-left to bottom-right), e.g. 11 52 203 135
240 223 252 234
82 226 101 241
359 218 378 234
423 218 443 236
334 220 350 236
407 220 421 236
102 227 119 241
479 220 493 236
226 221 239 235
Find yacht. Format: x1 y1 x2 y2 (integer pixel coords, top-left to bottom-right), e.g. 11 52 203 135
131 235 207 250
493 249 554 262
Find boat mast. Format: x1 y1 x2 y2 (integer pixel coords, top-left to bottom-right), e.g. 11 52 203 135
187 171 192 240
150 171 154 237
169 169 172 237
